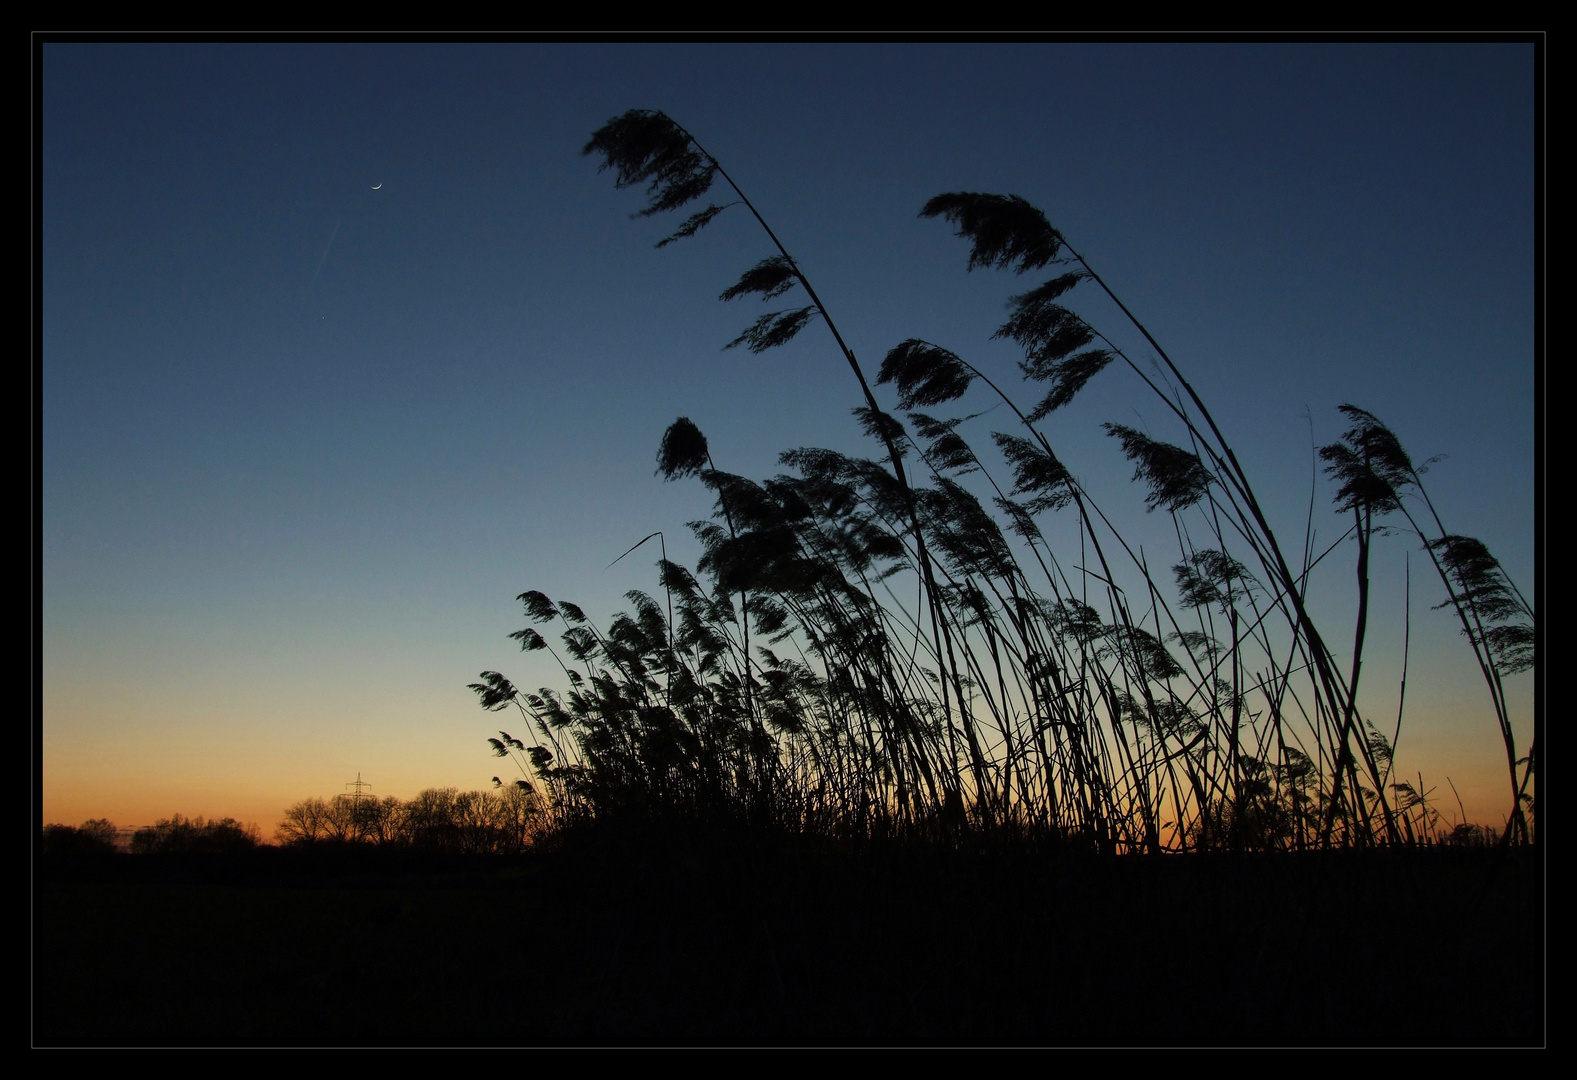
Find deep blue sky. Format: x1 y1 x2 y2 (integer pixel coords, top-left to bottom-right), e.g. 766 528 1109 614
41 43 1535 826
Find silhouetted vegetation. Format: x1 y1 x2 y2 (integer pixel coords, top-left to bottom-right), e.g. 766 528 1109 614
276 786 541 854
36 834 1541 1044
36 109 1538 1048
472 110 1537 852
40 819 120 857
130 814 262 855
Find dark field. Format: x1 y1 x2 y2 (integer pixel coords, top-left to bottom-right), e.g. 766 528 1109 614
35 836 1543 1046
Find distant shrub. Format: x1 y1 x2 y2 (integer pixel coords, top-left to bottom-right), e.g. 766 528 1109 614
1441 822 1501 848
41 818 120 856
402 786 540 854
276 786 541 854
130 814 261 855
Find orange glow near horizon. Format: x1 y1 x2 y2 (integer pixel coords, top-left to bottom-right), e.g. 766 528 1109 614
42 703 1531 842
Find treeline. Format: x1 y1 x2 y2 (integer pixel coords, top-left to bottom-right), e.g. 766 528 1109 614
42 789 1500 861
275 786 541 854
40 819 120 856
40 814 261 855
41 788 542 857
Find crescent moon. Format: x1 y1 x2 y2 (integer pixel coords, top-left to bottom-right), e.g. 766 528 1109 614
371 183 382 190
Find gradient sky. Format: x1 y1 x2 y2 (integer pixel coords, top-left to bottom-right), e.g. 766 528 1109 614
40 42 1537 834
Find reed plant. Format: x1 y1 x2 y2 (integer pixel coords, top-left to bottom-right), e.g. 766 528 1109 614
471 110 1534 853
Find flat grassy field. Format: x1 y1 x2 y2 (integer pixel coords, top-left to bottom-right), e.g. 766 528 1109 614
35 838 1542 1045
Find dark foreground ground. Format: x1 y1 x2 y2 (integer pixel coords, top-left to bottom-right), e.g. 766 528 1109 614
35 830 1543 1045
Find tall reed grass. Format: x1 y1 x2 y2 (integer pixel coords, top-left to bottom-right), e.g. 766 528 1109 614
471 110 1535 853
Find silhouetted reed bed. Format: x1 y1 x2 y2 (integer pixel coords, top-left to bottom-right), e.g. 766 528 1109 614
37 833 1540 1044
37 111 1539 1046
468 111 1537 854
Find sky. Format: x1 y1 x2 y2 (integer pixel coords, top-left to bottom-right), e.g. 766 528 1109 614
40 42 1538 835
